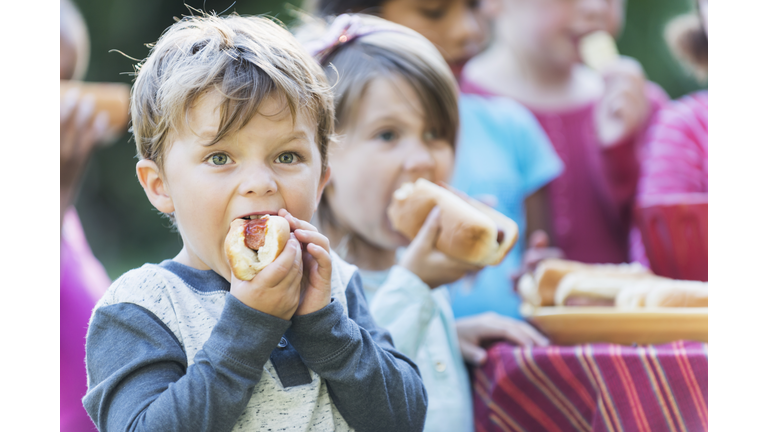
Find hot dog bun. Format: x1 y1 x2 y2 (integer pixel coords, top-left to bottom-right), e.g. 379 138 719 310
387 178 519 266
643 280 708 308
225 215 290 281
522 259 652 306
554 272 659 306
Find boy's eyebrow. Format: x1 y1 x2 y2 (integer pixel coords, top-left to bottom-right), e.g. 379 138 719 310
200 131 311 147
277 131 311 146
196 129 220 147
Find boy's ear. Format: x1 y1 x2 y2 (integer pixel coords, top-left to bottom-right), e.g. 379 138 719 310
136 159 175 214
316 164 332 207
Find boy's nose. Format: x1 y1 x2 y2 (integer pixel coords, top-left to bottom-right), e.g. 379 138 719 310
238 167 277 197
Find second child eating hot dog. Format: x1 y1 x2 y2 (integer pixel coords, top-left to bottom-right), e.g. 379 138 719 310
298 14 549 432
82 13 427 432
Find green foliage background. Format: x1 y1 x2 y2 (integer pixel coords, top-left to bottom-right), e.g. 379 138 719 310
72 0 706 280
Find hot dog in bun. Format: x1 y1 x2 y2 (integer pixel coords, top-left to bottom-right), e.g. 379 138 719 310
225 215 290 281
387 178 519 266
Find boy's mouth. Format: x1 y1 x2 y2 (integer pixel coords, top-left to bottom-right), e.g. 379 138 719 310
237 212 278 221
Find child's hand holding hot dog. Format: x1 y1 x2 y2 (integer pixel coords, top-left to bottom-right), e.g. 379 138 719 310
229 233 304 320
279 209 334 316
595 56 652 147
399 207 484 289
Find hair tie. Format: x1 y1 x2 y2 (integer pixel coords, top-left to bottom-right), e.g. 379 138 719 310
304 14 399 65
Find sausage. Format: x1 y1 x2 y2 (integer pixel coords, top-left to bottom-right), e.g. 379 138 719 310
244 218 268 250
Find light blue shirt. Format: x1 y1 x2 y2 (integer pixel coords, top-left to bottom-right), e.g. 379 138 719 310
449 94 564 319
361 266 474 432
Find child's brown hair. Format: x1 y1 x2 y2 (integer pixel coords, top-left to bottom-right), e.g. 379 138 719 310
130 13 336 173
295 14 459 234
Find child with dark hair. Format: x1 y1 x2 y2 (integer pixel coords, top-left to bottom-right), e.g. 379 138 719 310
460 0 670 265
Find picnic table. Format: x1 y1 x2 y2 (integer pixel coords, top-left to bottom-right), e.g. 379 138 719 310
473 341 708 432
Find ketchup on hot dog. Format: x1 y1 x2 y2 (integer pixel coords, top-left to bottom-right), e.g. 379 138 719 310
244 218 268 250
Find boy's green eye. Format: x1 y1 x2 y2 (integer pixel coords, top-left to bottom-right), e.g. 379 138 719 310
211 154 229 165
277 153 295 164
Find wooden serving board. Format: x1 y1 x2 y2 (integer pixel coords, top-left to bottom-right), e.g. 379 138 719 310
520 304 708 346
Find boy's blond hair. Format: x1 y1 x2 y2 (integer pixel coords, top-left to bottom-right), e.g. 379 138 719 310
131 13 335 172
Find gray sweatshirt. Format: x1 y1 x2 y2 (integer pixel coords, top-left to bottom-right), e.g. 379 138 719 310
83 251 427 431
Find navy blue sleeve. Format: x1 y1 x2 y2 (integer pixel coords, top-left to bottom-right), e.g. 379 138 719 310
286 271 428 432
83 295 290 432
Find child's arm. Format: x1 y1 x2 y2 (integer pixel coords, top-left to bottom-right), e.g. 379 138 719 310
366 265 435 360
84 241 303 431
285 272 428 432
595 59 670 208
278 210 428 431
367 206 480 359
84 296 289 432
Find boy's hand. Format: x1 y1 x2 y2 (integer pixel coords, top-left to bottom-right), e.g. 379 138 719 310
279 209 333 316
400 207 483 289
456 312 549 366
595 56 651 147
230 236 304 320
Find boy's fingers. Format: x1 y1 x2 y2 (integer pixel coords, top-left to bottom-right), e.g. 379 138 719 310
307 243 332 280
259 239 301 285
294 229 330 253
279 209 318 233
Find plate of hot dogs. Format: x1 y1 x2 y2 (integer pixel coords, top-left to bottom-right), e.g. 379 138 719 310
518 259 708 345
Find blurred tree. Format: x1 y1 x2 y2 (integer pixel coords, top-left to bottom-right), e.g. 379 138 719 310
73 0 705 280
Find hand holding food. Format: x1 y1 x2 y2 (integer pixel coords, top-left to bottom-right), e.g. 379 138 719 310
226 215 291 281
60 80 130 140
399 207 484 288
278 209 334 316
388 178 519 266
227 220 303 320
594 56 651 146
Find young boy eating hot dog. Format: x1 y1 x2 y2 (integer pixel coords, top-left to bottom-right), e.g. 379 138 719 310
82 13 427 432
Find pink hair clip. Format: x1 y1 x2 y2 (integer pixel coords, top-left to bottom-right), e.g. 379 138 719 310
304 14 396 64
